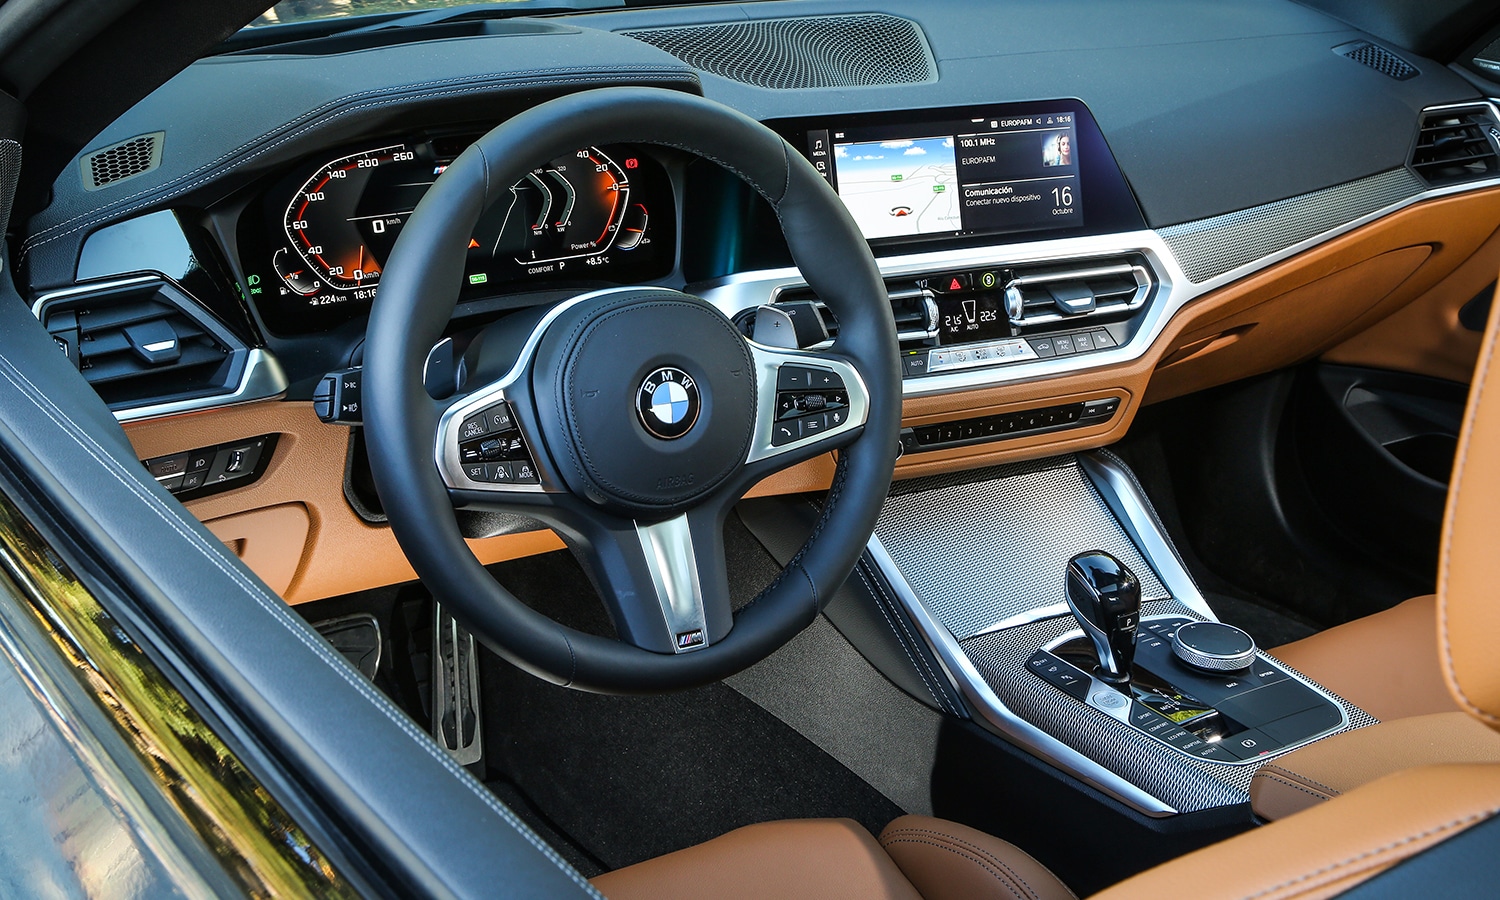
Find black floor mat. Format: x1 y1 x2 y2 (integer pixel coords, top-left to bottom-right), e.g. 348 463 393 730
479 550 904 871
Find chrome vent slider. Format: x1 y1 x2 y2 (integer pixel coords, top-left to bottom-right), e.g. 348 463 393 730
1003 257 1152 327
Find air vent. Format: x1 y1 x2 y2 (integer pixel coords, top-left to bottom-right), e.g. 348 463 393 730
37 279 247 412
1334 41 1418 81
80 132 164 191
770 283 937 345
1002 257 1152 329
1410 107 1500 186
621 15 936 90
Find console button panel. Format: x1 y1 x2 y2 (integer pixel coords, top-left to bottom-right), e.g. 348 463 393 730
900 396 1120 454
143 433 278 502
1027 616 1345 764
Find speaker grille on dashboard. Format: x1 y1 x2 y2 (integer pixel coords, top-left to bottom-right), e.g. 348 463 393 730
621 15 936 89
81 132 164 191
1334 40 1418 81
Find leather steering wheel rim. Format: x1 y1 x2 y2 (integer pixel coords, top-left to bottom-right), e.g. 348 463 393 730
364 86 900 692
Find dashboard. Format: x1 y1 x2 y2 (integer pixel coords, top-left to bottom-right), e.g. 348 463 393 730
17 0 1500 606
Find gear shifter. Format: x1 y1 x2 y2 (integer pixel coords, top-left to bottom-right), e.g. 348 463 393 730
1065 551 1141 686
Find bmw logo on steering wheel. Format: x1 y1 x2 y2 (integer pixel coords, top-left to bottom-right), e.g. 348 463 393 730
636 367 702 439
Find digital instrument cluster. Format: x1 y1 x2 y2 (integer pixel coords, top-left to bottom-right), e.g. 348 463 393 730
242 134 674 334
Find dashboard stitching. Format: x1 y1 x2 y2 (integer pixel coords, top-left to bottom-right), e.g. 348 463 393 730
19 66 699 268
0 355 603 895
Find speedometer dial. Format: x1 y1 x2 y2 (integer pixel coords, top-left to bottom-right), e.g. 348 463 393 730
283 144 420 291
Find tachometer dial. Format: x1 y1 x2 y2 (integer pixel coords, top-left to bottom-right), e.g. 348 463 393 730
283 144 422 291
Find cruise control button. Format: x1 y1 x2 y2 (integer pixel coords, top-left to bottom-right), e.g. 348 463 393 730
488 461 515 483
484 404 514 433
513 461 539 483
462 462 489 483
459 414 490 441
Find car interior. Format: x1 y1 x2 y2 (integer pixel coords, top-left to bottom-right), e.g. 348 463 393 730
4 0 1500 896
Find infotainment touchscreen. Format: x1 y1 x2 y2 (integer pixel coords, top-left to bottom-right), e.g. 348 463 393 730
810 112 1081 241
770 100 1144 250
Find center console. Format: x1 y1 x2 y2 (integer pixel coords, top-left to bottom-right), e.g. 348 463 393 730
862 452 1373 817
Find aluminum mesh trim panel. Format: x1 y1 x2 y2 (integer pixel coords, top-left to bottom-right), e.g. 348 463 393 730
876 457 1169 640
1158 168 1424 283
621 15 936 90
961 601 1379 812
0 140 18 240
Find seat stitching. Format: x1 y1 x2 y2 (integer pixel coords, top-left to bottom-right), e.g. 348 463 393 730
860 561 962 716
19 68 697 266
1260 765 1340 797
1242 807 1499 900
882 828 1051 900
1253 772 1335 804
0 359 601 896
1437 293 1500 726
854 564 949 713
880 836 1032 900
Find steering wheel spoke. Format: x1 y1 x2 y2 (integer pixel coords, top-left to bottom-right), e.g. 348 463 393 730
744 341 871 471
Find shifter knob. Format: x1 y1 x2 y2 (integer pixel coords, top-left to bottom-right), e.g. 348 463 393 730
1065 551 1141 685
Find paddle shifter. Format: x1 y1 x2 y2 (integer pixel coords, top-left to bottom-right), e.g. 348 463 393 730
1065 551 1141 687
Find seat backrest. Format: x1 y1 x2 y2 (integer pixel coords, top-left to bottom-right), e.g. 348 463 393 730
1438 281 1500 731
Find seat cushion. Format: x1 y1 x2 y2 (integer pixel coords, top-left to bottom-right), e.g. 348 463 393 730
879 815 1077 900
1269 595 1455 722
591 818 923 900
590 815 1075 900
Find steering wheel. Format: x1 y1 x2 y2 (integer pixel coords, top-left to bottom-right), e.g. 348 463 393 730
364 87 900 692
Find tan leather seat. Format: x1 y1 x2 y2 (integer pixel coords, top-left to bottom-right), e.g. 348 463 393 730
1269 594 1456 721
592 815 1076 900
592 293 1500 898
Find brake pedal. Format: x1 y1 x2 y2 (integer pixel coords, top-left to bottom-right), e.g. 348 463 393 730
432 603 483 766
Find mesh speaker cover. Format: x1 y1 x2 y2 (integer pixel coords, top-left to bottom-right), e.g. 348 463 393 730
0 139 18 241
1336 41 1419 81
621 15 937 89
81 132 164 191
1158 167 1424 283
